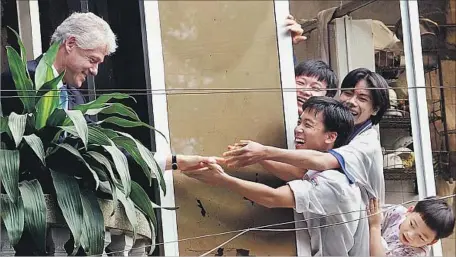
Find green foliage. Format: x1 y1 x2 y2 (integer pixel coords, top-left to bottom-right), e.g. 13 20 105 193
1 29 166 255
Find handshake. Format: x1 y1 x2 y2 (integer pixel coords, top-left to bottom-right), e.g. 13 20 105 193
178 140 267 185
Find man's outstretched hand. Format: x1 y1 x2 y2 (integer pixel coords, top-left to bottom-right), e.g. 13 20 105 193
181 163 228 186
222 140 268 168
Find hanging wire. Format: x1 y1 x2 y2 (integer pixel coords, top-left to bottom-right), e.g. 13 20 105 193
1 85 456 99
103 193 456 256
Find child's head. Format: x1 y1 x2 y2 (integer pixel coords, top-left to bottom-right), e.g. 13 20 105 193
399 196 455 247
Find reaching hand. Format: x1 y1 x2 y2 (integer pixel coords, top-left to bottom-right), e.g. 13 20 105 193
367 198 383 228
181 163 227 186
286 15 307 45
177 155 221 171
222 140 267 168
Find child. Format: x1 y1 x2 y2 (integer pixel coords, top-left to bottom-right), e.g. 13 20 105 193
368 196 455 256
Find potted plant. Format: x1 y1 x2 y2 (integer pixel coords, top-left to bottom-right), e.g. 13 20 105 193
1 29 167 255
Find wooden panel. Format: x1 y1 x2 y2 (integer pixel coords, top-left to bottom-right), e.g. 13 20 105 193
158 0 295 255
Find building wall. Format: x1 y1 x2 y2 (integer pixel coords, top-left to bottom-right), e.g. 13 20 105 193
158 1 296 255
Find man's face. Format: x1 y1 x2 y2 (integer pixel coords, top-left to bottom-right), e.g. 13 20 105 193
294 109 335 151
399 210 437 247
339 79 377 125
64 41 106 88
296 75 328 116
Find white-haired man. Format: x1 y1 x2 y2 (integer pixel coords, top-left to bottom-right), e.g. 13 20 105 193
1 12 213 175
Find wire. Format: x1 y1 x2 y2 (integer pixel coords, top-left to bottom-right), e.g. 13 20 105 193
103 193 456 255
2 85 456 99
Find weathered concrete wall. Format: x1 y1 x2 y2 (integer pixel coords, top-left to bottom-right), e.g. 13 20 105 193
158 1 295 255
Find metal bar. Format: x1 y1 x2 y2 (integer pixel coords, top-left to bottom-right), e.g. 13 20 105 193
140 1 180 256
437 56 450 156
399 0 442 255
300 0 378 34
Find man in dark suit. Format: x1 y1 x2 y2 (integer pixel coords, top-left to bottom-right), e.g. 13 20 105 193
1 11 215 172
2 12 116 115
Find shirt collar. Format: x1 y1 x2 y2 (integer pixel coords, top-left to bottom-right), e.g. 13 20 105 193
52 65 64 89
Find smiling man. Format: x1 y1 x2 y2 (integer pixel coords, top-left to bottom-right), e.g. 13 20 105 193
183 97 369 256
294 60 338 116
1 12 117 114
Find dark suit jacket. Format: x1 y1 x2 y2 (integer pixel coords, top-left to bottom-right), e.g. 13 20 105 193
1 56 86 116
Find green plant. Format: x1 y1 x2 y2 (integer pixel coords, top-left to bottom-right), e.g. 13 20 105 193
1 29 167 255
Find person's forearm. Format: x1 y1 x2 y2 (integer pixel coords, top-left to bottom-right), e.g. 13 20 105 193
369 226 386 256
259 160 306 181
264 146 339 171
220 174 293 209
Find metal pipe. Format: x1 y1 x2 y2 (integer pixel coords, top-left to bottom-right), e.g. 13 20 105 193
300 0 378 34
399 0 442 255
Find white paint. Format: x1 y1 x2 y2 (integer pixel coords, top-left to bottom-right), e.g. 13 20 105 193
16 0 42 59
167 23 197 40
273 1 309 256
141 1 179 256
203 77 214 85
172 138 199 155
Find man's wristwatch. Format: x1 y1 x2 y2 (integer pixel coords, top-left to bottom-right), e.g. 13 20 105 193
172 155 178 170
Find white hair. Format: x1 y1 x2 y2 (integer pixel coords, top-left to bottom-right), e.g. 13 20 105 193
51 12 117 55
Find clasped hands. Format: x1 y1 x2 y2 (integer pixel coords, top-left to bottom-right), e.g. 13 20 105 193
181 140 268 185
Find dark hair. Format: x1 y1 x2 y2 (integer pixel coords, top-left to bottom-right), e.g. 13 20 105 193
340 68 390 125
295 60 338 97
414 196 455 240
302 96 354 148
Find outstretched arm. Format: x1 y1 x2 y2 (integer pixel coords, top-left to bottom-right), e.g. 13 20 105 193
259 160 306 181
223 140 339 171
182 163 295 209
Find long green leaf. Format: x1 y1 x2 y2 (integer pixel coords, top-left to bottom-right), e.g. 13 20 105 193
47 108 67 127
96 127 119 139
102 144 131 197
101 103 140 121
130 181 157 230
85 158 118 216
35 71 65 103
80 190 105 255
34 43 61 130
50 170 83 252
0 195 24 245
85 151 119 185
8 27 27 65
7 112 27 147
117 188 137 242
6 46 35 113
57 126 110 146
55 143 100 190
23 134 46 165
35 42 59 90
116 132 166 194
0 150 20 203
98 116 167 142
84 102 141 122
0 116 11 135
74 93 135 114
35 89 60 130
87 127 112 145
111 136 151 184
18 180 47 252
64 110 88 149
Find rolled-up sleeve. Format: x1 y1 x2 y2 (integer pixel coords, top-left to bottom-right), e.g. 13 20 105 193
287 179 326 215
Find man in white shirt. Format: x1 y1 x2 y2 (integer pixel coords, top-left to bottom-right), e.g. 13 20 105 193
183 96 367 256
